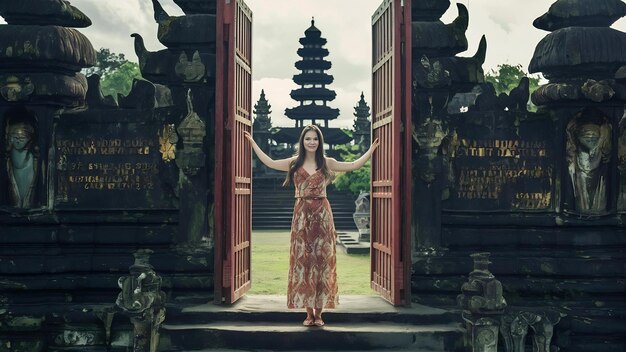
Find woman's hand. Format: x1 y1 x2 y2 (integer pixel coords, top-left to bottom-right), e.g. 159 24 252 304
243 131 254 145
371 138 380 152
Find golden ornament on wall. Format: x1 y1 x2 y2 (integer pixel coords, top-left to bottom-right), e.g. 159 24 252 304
159 124 178 162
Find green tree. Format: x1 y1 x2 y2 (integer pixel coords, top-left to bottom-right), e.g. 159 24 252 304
82 48 142 99
83 48 129 77
100 61 141 98
333 141 371 195
485 63 541 95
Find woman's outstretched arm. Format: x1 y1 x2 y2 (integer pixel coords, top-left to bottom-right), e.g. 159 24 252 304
243 131 295 172
326 138 380 172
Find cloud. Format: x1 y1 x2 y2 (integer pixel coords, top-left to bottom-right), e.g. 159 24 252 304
68 0 186 61
3 0 626 131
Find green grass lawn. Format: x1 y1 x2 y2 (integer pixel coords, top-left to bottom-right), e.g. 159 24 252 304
249 230 373 295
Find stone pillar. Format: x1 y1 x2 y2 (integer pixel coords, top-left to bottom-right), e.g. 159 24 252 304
410 0 487 257
529 0 626 215
133 0 216 297
0 0 96 211
457 253 507 352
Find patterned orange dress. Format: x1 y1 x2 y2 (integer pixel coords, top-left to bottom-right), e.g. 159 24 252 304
287 167 338 309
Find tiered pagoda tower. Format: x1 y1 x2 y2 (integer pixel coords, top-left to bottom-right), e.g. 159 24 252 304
286 18 339 128
253 89 272 152
275 19 350 148
252 90 272 175
353 92 371 153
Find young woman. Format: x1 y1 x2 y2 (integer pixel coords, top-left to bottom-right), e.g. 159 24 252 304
243 124 379 327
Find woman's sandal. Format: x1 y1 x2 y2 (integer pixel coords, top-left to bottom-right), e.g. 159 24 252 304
303 318 315 326
314 317 325 327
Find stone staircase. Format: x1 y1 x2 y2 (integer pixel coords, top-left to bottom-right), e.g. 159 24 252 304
252 176 357 230
159 295 465 351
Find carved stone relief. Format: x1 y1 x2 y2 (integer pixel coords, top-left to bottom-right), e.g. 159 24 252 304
0 76 34 102
4 112 38 208
175 50 206 82
565 109 611 214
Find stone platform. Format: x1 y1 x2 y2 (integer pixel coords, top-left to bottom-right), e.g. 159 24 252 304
159 295 464 351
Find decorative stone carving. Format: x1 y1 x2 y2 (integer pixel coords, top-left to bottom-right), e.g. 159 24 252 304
176 89 206 176
4 113 39 209
414 55 451 89
0 76 34 102
151 0 216 48
458 253 507 352
565 108 611 214
500 308 565 352
53 330 95 346
175 51 206 82
581 79 615 102
413 116 447 183
158 124 178 163
116 249 166 352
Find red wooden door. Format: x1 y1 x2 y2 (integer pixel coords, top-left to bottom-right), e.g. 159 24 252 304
370 0 412 306
215 0 253 304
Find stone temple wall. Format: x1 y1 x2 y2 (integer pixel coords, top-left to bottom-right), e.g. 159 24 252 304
410 0 626 351
0 0 217 350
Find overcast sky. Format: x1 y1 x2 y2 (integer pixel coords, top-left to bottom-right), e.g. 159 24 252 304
2 1 625 129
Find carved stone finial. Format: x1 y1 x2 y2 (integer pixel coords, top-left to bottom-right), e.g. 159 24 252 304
176 89 206 176
458 252 507 352
116 249 166 352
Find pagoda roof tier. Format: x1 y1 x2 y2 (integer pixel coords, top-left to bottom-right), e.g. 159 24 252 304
272 126 351 145
299 37 328 46
529 26 626 78
285 104 340 121
293 73 334 86
304 19 322 37
297 47 330 58
0 26 96 71
534 0 626 31
290 87 337 101
295 60 332 71
0 0 92 27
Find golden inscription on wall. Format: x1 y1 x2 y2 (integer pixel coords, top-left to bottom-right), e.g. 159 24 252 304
448 138 553 211
456 139 548 158
56 138 154 156
56 137 158 202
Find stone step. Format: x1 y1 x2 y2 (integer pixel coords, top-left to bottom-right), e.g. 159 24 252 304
159 321 464 351
185 349 448 352
160 296 464 351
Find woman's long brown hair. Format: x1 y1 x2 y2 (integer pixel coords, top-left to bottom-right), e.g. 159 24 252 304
283 124 333 186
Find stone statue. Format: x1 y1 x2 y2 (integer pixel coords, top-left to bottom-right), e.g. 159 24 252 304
5 118 38 208
566 110 611 213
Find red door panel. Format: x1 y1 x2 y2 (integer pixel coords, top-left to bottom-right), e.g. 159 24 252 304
215 0 253 304
371 0 411 306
